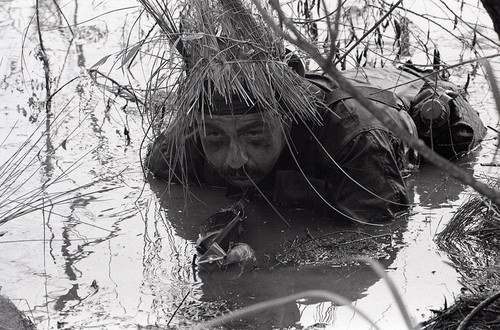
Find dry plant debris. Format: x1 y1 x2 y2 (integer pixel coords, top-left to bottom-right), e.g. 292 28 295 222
423 182 500 329
274 231 392 267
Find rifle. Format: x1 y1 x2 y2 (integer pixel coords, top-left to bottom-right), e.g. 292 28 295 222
195 196 250 272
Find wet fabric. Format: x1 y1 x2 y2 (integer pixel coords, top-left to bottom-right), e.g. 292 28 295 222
147 86 411 223
269 83 411 223
343 66 486 158
409 80 487 158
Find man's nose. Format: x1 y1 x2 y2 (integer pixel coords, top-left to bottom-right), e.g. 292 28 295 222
226 140 248 169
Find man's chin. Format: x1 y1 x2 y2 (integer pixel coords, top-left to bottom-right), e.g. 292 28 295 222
225 175 262 187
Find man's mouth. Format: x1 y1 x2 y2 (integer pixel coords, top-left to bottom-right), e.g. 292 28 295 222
225 173 253 186
222 168 262 186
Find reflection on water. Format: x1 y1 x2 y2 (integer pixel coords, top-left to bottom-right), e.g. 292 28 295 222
0 0 498 329
146 181 407 328
410 152 479 208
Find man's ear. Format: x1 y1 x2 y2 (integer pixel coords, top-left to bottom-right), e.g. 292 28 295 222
285 49 305 77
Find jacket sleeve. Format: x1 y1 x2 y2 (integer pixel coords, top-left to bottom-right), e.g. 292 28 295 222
316 100 411 223
145 132 206 184
272 98 411 223
321 127 410 223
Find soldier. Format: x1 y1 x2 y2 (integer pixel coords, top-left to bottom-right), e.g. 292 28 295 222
142 0 485 224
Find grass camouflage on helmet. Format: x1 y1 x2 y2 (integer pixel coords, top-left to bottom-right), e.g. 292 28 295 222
140 0 323 184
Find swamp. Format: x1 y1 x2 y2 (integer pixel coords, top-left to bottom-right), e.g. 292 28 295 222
0 0 499 329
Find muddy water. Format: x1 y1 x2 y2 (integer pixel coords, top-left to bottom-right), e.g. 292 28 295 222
0 0 499 329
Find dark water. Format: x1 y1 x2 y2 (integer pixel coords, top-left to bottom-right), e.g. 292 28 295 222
0 0 499 329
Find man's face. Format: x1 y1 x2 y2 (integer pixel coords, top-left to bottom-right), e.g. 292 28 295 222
199 112 286 187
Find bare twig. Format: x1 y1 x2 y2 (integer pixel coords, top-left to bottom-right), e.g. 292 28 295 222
167 291 190 327
43 6 140 32
323 0 342 64
137 0 188 59
488 125 499 134
439 0 500 47
35 0 52 114
51 0 74 36
334 0 404 66
457 290 500 330
46 77 78 104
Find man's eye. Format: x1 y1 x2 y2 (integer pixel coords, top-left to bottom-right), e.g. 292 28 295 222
206 131 222 138
244 132 269 146
245 131 263 138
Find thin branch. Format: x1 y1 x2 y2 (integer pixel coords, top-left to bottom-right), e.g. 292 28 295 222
51 0 74 36
46 77 79 104
324 0 342 64
456 290 500 330
35 0 52 114
334 0 404 66
43 6 140 32
167 291 190 326
438 0 500 47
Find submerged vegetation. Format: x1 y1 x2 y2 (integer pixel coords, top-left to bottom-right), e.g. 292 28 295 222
274 230 392 267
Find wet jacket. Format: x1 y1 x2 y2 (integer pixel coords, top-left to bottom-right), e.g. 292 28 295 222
269 86 411 223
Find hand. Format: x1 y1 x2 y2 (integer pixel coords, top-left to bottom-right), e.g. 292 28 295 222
225 243 256 265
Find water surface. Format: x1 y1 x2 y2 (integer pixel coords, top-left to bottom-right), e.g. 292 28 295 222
0 0 499 329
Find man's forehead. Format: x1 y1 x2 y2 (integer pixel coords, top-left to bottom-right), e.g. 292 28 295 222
199 112 280 126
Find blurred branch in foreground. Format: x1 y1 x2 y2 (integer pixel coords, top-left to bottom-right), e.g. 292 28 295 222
480 0 500 39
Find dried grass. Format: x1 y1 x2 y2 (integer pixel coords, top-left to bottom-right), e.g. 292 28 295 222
422 291 500 330
139 0 323 185
0 111 116 227
273 231 392 267
423 179 500 329
437 191 500 247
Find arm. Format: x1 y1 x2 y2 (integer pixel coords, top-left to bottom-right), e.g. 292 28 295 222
145 131 206 184
321 128 410 223
317 100 411 223
272 99 411 223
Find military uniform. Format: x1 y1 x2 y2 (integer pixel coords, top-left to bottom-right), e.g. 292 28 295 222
147 67 486 223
